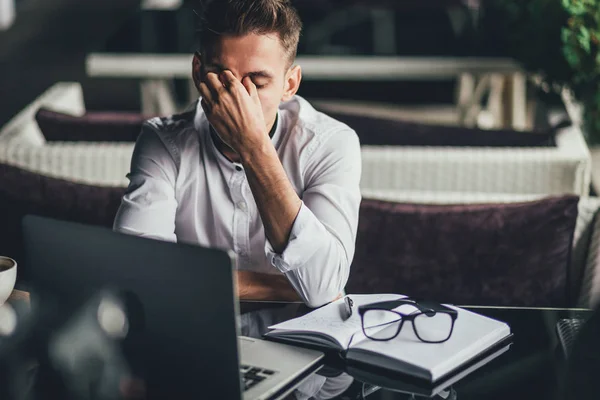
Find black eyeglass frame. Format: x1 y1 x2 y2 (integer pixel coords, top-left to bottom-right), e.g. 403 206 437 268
357 298 458 343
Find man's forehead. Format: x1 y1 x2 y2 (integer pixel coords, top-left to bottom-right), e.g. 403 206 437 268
202 33 287 74
204 59 275 79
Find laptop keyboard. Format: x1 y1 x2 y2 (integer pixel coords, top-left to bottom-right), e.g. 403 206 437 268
240 364 277 391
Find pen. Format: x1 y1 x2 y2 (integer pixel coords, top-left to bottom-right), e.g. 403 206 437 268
344 296 354 320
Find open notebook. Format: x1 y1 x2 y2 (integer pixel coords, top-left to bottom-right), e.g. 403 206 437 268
265 294 512 382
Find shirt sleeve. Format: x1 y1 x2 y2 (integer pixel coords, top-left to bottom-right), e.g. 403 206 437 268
264 129 362 308
113 124 178 242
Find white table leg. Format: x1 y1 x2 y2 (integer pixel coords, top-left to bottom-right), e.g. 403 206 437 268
509 72 527 130
154 79 178 116
456 73 475 123
499 72 528 130
486 73 505 129
140 79 178 116
140 80 157 115
458 74 493 128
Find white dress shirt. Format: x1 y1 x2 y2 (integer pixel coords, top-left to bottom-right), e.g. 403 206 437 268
113 95 362 308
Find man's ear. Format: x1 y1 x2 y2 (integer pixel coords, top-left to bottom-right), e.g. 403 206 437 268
281 65 302 102
192 52 203 91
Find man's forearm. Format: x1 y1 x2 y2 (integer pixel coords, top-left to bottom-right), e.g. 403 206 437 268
240 137 302 254
236 270 301 301
236 270 342 303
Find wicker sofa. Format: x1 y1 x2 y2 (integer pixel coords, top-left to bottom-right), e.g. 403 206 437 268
341 111 592 196
1 162 599 309
0 82 135 187
0 82 592 197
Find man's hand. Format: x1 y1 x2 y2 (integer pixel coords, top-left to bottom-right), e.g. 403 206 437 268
198 71 267 157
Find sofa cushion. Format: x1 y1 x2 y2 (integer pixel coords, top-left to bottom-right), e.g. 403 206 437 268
348 195 580 307
0 163 125 280
35 107 148 142
323 110 557 147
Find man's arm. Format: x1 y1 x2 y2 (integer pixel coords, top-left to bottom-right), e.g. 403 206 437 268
115 122 299 301
237 130 361 307
199 71 301 252
240 138 302 253
236 270 301 302
233 138 304 302
113 125 178 242
236 271 344 302
200 71 361 307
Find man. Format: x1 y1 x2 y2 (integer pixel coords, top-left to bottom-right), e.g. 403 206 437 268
113 0 361 308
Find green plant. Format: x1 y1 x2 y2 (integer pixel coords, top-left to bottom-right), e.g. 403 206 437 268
561 0 600 140
484 0 599 141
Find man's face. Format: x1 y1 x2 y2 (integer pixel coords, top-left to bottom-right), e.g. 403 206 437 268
201 32 294 131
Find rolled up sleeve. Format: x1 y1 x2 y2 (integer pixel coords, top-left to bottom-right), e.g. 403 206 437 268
264 129 362 308
113 124 178 242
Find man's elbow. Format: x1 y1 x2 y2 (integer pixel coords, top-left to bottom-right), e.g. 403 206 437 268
303 287 342 309
302 260 350 308
287 236 352 308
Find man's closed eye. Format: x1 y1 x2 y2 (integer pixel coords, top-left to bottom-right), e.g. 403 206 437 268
253 82 268 90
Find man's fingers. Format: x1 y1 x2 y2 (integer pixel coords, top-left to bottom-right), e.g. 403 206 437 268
198 82 213 104
200 98 212 115
220 70 239 90
205 72 225 95
242 76 259 102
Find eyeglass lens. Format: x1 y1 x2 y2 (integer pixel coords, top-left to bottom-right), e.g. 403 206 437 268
362 309 453 342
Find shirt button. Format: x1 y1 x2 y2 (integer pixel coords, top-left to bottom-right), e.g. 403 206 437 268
235 165 242 171
237 201 247 212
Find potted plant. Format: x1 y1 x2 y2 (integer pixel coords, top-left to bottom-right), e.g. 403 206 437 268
560 0 600 142
483 0 599 142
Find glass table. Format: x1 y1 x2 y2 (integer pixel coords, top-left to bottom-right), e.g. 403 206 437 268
3 291 598 399
238 301 597 400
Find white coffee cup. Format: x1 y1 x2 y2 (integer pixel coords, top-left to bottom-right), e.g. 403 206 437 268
0 256 17 305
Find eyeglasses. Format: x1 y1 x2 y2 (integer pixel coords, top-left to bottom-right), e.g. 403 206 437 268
357 298 458 343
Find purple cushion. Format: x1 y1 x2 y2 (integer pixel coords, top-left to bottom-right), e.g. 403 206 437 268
348 195 580 307
322 110 556 147
35 107 149 142
0 163 125 280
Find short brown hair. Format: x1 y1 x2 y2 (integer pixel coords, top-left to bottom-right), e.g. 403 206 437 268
197 0 302 65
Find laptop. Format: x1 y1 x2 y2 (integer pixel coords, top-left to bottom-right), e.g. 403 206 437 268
21 215 324 400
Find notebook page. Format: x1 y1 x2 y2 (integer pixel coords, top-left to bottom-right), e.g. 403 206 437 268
268 294 405 349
